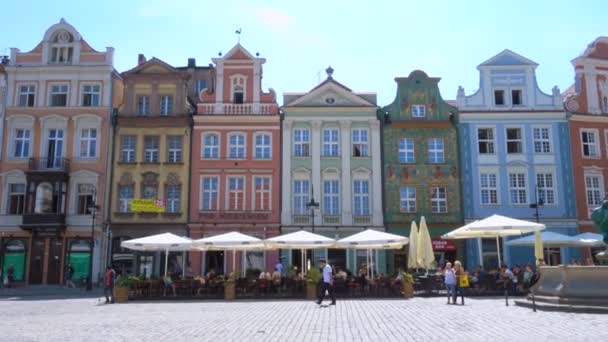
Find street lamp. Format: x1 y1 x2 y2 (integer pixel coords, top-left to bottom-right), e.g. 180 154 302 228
86 186 100 291
306 190 319 233
529 183 545 223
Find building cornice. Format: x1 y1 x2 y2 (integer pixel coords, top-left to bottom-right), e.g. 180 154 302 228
569 114 608 123
459 112 567 121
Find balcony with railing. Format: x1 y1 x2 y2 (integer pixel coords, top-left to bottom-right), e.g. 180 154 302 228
322 215 341 225
22 213 66 227
292 215 311 225
199 103 278 115
353 215 371 225
28 158 70 172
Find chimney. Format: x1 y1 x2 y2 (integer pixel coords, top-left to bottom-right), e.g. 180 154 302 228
138 54 146 65
187 58 196 68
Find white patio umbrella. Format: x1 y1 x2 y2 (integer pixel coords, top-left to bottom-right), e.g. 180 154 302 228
417 216 435 270
193 232 265 276
442 215 545 267
574 232 606 247
408 221 419 270
265 230 335 275
506 231 581 248
121 233 192 277
335 229 408 278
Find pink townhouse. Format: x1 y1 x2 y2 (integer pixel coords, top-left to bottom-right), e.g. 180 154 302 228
189 44 280 275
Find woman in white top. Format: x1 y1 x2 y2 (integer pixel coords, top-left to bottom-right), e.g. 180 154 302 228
444 262 456 304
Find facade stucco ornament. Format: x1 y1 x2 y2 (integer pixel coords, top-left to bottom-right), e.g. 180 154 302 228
119 173 134 186
311 120 322 130
339 120 351 129
141 171 159 186
166 172 180 186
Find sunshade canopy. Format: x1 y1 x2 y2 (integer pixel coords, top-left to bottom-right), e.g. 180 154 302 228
506 231 582 248
265 230 335 249
192 232 265 251
574 232 607 247
120 233 192 251
335 229 408 249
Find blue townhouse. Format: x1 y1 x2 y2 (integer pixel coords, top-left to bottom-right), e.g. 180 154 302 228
456 50 579 270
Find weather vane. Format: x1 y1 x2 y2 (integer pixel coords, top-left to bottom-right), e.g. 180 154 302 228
235 28 242 43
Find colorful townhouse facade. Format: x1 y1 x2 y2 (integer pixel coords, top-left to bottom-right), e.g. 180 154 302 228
281 67 384 273
457 50 578 269
380 70 463 272
108 55 197 277
0 61 6 161
0 19 119 284
564 37 608 261
189 44 280 275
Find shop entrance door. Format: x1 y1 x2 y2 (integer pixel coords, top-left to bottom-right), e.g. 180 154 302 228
46 238 63 284
29 238 45 284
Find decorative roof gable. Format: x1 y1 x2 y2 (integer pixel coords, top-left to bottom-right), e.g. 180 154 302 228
122 57 180 75
478 49 538 68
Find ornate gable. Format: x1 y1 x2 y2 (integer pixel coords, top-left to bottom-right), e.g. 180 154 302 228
478 49 538 68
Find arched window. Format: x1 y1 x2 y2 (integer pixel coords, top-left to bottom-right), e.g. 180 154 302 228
230 75 246 104
233 86 244 104
34 182 54 213
49 30 74 64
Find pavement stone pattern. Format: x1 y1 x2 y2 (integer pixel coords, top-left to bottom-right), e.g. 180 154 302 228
0 296 606 342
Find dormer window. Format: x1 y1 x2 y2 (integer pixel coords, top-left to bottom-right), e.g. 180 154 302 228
49 30 74 64
233 86 244 104
494 90 505 106
411 105 426 118
512 90 522 106
230 75 246 104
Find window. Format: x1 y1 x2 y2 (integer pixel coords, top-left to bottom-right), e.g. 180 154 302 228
353 180 370 216
352 129 369 157
13 129 31 158
81 84 100 107
49 31 74 63
118 185 134 212
195 80 208 94
50 84 68 106
536 172 555 205
79 128 97 158
508 172 527 204
228 177 245 211
322 129 339 157
228 134 245 159
581 130 599 158
233 86 244 104
480 173 498 205
254 177 271 211
18 85 36 107
494 90 505 105
585 175 603 206
399 138 415 163
533 127 551 153
7 184 25 215
203 134 219 159
121 136 136 163
166 185 181 213
477 128 495 154
428 139 445 163
323 180 340 215
431 187 447 213
160 95 173 116
399 187 416 213
511 90 522 105
604 96 608 113
137 96 150 116
144 136 159 163
76 184 94 215
142 182 157 200
293 180 310 214
411 105 426 118
201 177 218 211
255 134 271 159
167 136 182 163
506 128 522 154
294 129 310 157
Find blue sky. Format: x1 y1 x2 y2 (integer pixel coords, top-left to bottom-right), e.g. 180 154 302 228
1 0 606 105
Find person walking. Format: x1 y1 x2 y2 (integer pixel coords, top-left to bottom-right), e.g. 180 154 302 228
65 263 75 288
104 266 116 304
443 262 456 304
316 259 336 306
453 260 465 305
6 264 15 289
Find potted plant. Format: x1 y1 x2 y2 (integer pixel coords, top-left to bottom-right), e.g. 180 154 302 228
114 275 135 303
306 267 321 300
401 272 415 299
224 272 237 300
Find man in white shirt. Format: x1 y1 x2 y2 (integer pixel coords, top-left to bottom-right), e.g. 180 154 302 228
316 259 336 306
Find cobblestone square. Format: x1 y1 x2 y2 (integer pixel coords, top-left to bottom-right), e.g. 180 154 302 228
0 296 606 342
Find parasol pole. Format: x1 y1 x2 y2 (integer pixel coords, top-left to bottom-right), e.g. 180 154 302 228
232 250 236 274
496 236 502 267
164 248 169 277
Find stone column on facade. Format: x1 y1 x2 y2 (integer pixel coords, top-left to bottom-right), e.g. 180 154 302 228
339 120 352 225
215 62 224 114
252 60 261 114
70 79 79 107
369 119 383 227
585 69 600 114
151 82 159 114
281 120 293 224
311 120 322 227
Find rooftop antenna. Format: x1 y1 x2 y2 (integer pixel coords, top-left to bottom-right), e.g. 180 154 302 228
235 28 242 44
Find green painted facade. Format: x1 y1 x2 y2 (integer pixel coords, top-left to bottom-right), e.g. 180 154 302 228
379 70 464 271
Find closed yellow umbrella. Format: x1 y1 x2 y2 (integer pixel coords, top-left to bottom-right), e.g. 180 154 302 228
534 231 544 265
407 221 419 270
417 216 435 270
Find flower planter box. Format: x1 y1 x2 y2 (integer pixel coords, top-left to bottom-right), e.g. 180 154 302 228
114 286 129 303
306 282 318 300
403 283 414 299
224 283 236 300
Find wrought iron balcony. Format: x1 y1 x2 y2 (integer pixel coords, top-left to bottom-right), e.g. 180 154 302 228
292 215 311 225
22 213 66 227
323 215 341 224
28 158 70 172
353 215 371 225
